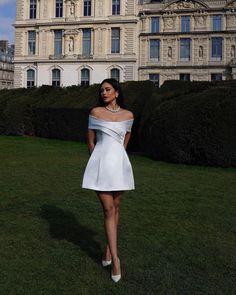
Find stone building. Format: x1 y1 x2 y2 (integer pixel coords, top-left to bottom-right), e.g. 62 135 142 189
0 41 14 89
138 0 236 86
14 0 236 88
14 0 138 88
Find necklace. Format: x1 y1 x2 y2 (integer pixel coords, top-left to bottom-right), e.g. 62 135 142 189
105 105 120 113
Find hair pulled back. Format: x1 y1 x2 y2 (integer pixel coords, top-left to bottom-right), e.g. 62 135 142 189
98 78 125 108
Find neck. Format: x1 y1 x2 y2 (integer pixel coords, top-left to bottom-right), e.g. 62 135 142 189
106 101 118 109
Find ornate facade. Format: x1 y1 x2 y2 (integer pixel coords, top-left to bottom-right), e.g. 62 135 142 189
0 41 14 89
138 0 236 86
14 0 236 87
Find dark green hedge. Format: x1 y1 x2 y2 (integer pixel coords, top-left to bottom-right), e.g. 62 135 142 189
0 80 235 167
0 81 156 149
33 108 89 141
140 80 236 167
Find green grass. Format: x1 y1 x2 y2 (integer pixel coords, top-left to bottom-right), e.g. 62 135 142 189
0 135 236 295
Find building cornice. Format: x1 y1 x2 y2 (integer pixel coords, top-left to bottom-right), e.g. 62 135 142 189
139 65 231 70
13 58 137 64
139 30 236 37
14 18 139 28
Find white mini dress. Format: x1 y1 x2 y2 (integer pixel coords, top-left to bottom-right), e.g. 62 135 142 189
82 115 135 191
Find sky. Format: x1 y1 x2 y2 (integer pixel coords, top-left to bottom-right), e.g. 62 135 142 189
0 0 16 44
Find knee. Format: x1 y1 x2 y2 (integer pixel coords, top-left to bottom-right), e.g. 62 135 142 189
104 205 116 219
114 205 119 215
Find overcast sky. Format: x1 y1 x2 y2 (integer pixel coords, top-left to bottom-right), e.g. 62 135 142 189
0 0 16 44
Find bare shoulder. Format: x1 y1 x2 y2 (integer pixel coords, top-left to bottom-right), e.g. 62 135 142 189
121 109 134 120
90 107 104 117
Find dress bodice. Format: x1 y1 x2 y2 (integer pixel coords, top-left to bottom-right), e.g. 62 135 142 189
88 115 133 145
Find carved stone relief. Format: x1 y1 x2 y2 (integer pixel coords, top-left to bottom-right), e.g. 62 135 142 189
70 2 75 16
98 0 103 16
95 27 106 53
163 16 176 30
227 14 236 27
199 46 203 58
64 29 80 36
194 14 207 27
231 45 236 58
68 37 74 52
165 0 203 11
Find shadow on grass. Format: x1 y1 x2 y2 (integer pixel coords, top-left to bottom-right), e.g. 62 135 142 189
40 204 102 264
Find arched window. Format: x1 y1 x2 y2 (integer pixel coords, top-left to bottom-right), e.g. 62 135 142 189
52 69 61 86
27 69 35 88
81 68 90 86
110 68 120 81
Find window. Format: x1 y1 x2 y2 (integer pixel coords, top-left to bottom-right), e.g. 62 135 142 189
149 74 159 86
112 0 120 15
111 68 120 81
82 29 91 56
81 68 90 85
150 39 160 60
27 69 35 88
211 73 222 81
151 17 160 33
180 38 191 61
29 0 37 19
180 73 190 81
211 37 222 60
181 16 190 32
28 31 36 55
54 30 62 56
56 0 63 17
84 0 91 16
111 28 120 53
213 15 222 31
52 69 60 86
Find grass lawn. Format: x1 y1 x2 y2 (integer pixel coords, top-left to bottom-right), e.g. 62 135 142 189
0 135 236 295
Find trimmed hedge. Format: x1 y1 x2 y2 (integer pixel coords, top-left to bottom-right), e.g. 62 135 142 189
140 80 236 167
0 81 156 149
0 80 235 167
33 108 89 141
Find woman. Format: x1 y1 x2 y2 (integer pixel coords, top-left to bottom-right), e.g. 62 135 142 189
82 78 135 283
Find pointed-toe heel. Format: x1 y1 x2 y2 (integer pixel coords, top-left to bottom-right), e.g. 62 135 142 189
111 258 121 282
111 273 121 283
102 259 112 267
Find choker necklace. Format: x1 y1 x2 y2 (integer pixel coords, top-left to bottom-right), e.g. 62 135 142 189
105 105 120 113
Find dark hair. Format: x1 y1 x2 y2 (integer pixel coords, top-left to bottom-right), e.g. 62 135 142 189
98 78 125 108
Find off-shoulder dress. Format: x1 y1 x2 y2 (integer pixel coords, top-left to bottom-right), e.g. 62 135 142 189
82 115 135 191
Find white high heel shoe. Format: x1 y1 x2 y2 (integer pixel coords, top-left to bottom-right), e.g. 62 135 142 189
111 273 121 283
111 259 121 283
102 259 112 267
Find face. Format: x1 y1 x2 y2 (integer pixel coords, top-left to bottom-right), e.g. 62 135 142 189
100 82 118 104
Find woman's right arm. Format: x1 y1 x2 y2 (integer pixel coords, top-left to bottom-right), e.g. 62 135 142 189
87 128 96 155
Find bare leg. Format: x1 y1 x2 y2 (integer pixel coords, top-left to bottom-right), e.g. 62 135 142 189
98 191 122 275
113 191 122 226
103 192 122 261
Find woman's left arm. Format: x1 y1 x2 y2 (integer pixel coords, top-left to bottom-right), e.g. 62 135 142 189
124 132 131 150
